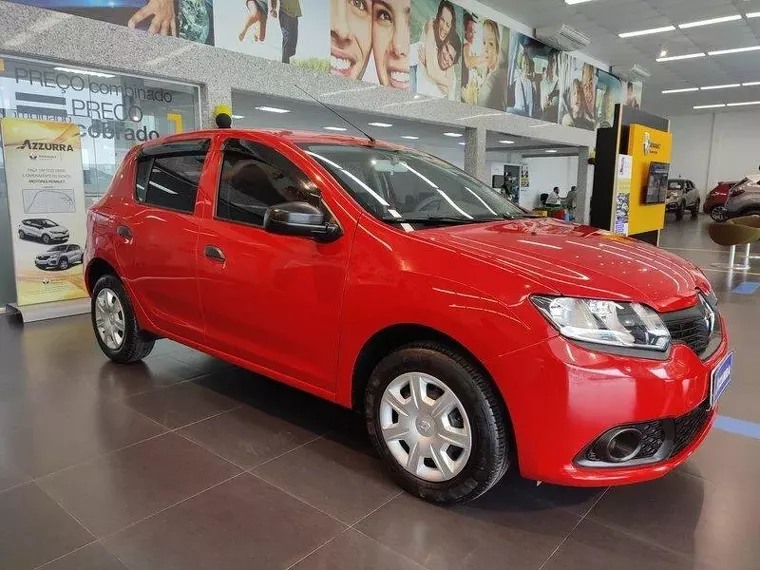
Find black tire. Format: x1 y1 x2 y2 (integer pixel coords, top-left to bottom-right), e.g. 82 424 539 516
91 274 154 364
710 206 726 222
58 257 69 270
18 229 25 239
690 199 700 218
675 202 685 221
42 233 51 244
365 342 509 504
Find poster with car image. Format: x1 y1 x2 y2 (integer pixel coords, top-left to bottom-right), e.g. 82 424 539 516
460 12 508 111
1 118 88 306
410 0 463 100
8 0 215 44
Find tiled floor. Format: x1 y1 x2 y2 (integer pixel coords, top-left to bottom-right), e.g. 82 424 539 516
2 215 760 569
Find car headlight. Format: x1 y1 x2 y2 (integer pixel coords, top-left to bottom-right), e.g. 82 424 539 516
532 296 671 351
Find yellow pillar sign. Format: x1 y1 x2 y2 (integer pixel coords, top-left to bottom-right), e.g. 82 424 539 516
626 124 673 236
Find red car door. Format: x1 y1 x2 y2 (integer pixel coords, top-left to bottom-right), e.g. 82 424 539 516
195 136 353 394
117 138 211 344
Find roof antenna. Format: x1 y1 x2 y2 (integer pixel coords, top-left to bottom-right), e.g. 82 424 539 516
294 85 376 145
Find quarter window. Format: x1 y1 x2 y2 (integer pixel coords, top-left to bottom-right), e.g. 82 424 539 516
135 158 151 203
216 139 320 227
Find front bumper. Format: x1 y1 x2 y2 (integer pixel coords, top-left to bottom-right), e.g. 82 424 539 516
488 321 728 486
35 258 59 269
665 201 680 211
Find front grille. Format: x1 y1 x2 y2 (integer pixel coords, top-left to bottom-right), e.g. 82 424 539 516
638 421 667 458
661 297 716 356
671 402 711 457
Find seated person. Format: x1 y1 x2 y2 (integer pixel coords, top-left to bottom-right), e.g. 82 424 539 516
544 186 561 206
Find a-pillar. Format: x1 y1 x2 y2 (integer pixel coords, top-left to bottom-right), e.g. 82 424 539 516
464 127 487 183
575 146 591 224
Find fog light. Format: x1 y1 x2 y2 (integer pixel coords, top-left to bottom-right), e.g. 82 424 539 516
595 428 643 463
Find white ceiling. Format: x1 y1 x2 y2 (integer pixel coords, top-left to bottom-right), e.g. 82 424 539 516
479 0 760 117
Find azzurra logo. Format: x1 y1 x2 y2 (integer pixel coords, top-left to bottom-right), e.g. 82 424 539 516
17 140 74 152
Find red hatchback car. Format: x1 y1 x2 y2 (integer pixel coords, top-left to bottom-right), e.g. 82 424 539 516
703 181 739 220
85 129 732 503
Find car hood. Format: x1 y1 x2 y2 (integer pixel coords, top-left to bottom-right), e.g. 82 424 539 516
415 218 707 312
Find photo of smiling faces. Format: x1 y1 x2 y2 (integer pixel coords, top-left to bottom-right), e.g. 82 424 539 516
559 57 596 130
460 13 509 111
506 33 561 120
410 0 463 100
362 0 412 89
595 70 622 128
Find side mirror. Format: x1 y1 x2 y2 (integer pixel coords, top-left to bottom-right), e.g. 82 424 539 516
263 201 341 243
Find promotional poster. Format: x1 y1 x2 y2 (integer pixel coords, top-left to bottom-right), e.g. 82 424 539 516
1 118 89 306
614 153 632 236
558 55 597 131
363 0 412 90
9 0 215 44
460 12 508 111
410 0 464 101
506 32 560 122
595 69 622 128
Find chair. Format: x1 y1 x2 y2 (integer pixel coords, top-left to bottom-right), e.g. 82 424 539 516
708 215 760 270
539 193 549 206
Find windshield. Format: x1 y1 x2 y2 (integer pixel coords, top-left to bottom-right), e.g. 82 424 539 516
668 181 684 190
41 220 58 227
299 144 528 225
49 245 67 252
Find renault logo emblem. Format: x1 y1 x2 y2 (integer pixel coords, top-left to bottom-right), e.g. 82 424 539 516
643 132 652 155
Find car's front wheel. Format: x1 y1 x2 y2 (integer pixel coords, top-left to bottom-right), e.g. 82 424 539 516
690 198 700 218
58 257 69 270
42 233 51 244
710 206 727 221
365 342 510 504
91 274 154 364
675 201 685 221
18 229 25 239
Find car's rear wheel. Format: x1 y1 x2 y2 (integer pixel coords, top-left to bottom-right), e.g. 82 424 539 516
690 199 700 218
92 274 154 364
675 201 685 221
18 229 25 239
42 233 51 244
365 342 509 504
58 257 69 270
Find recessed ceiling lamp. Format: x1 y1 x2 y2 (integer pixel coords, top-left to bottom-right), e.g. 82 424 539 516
679 15 742 29
619 25 675 38
368 122 393 127
743 81 760 86
545 149 558 153
708 46 760 55
443 132 463 137
661 87 699 93
324 126 347 131
400 135 419 140
656 52 705 62
231 115 245 119
727 100 760 106
659 46 668 58
701 83 741 90
693 104 726 109
564 0 596 4
499 140 515 144
746 12 760 19
255 106 291 113
458 142 466 146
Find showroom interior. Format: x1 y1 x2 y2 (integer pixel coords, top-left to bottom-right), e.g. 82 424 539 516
1 0 760 568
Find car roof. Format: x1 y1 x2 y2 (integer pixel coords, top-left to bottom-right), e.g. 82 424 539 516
138 128 408 152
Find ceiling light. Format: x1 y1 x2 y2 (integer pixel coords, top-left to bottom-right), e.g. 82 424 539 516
743 81 760 86
324 126 347 131
746 12 760 19
231 115 245 119
499 140 515 144
443 132 463 137
662 87 699 94
656 52 706 62
54 66 115 78
693 104 726 109
619 25 675 38
565 0 596 4
708 46 760 55
701 83 741 90
458 142 466 146
659 46 668 58
254 106 291 113
400 135 419 140
678 15 742 29
368 122 393 127
727 100 760 106
545 149 558 153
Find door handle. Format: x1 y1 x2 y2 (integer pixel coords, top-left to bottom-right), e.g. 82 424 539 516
116 225 133 241
204 245 226 263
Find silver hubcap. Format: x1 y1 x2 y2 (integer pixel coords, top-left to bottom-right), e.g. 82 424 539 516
95 288 125 350
379 372 472 482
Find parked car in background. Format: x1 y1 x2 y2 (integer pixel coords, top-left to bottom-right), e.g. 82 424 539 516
18 218 69 244
724 175 760 219
85 130 729 504
35 244 84 270
704 181 739 221
665 179 700 220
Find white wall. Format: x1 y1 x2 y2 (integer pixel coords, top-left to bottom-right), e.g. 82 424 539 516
670 109 760 194
519 157 578 209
